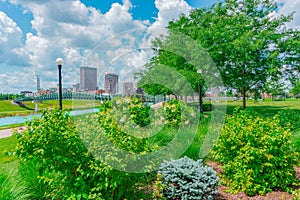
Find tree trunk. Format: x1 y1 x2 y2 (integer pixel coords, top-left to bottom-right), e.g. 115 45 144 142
198 84 203 113
242 86 246 110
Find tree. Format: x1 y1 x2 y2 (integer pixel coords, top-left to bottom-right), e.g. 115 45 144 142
143 0 299 109
292 81 300 98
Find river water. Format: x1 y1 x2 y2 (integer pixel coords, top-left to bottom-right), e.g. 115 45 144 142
0 108 99 127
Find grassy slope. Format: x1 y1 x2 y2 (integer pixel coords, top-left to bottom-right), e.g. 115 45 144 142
0 99 101 117
0 136 18 164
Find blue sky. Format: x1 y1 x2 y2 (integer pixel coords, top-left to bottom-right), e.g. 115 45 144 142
0 0 299 93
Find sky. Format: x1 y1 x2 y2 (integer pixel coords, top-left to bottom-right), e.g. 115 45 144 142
0 0 299 94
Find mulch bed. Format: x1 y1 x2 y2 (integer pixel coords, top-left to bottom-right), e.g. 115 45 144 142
206 162 300 200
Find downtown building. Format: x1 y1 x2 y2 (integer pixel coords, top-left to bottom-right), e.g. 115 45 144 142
80 67 97 91
104 73 118 94
123 82 134 95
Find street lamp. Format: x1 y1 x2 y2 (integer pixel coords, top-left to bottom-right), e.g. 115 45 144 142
197 69 203 113
56 58 63 110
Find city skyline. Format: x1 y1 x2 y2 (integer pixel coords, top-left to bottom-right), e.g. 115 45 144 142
80 66 98 91
0 0 299 93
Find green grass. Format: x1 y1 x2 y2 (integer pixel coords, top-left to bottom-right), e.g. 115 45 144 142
0 136 18 164
214 98 300 117
0 99 102 118
0 124 24 130
0 162 30 200
292 129 300 152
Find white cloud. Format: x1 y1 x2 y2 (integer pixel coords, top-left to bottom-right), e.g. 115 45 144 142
0 12 25 66
0 0 194 93
151 0 192 28
275 0 300 29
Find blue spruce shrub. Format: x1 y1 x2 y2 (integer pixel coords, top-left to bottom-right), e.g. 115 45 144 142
158 156 219 200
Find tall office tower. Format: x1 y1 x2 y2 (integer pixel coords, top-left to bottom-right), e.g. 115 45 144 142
80 67 97 91
104 73 118 94
123 82 134 95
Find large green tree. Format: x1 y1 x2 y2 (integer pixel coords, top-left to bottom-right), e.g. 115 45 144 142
140 0 299 109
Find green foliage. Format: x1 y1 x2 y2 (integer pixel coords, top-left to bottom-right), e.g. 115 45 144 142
162 99 182 126
14 109 153 199
152 174 167 200
292 82 300 98
293 188 300 200
0 168 29 200
158 156 219 200
212 108 299 196
202 103 214 112
278 109 300 131
97 97 154 153
142 0 299 109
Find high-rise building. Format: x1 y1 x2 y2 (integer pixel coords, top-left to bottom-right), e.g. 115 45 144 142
80 67 97 91
123 82 134 95
104 73 118 94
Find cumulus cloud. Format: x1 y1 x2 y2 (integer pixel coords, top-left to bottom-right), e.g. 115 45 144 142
0 12 26 66
4 0 298 94
151 0 192 28
275 0 300 29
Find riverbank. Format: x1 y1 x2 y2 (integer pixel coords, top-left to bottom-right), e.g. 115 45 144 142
0 99 102 118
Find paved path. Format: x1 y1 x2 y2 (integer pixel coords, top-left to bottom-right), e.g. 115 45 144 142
0 127 25 139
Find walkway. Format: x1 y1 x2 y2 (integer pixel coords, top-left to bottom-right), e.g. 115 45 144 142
0 127 25 139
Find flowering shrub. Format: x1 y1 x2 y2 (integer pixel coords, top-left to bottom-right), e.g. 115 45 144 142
15 109 152 199
14 97 198 199
212 108 299 196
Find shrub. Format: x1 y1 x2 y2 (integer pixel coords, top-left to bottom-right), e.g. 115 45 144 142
293 188 300 200
158 156 219 200
15 109 153 199
212 108 299 196
201 103 214 112
278 109 300 131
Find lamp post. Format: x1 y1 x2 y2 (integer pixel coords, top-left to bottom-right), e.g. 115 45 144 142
197 69 203 113
56 58 63 110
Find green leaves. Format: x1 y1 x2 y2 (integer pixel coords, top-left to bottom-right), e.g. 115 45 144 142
212 108 299 195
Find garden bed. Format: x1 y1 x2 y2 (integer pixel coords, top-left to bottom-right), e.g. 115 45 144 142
207 162 300 200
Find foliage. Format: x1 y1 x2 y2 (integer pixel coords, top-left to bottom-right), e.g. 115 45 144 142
162 99 183 126
201 103 215 112
158 156 219 200
0 168 29 200
141 0 299 109
97 98 154 153
292 188 300 200
13 97 198 199
277 109 300 131
212 108 299 196
14 109 153 199
152 173 167 200
291 82 300 98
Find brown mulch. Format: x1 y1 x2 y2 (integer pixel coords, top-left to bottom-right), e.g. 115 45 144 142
206 161 300 200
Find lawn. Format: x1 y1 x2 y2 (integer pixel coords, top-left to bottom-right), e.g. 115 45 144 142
223 98 300 117
0 99 102 118
0 136 18 165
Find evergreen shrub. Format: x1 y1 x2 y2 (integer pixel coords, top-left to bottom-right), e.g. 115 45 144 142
158 156 219 200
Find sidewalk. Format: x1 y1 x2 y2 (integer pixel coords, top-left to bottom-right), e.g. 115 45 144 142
0 127 25 139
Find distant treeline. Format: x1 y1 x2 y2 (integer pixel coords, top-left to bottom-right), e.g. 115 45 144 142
0 93 24 100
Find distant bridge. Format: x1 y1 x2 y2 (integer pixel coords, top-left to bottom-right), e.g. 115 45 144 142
13 92 112 103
